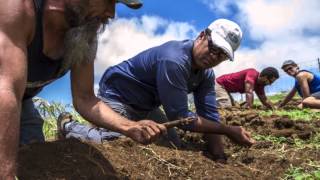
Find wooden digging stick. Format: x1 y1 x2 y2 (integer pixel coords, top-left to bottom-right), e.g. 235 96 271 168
162 117 196 129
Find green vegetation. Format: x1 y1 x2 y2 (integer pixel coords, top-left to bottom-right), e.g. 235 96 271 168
267 93 289 103
283 166 320 180
259 108 320 121
254 92 300 104
255 92 320 120
253 133 320 149
253 134 287 144
34 98 87 140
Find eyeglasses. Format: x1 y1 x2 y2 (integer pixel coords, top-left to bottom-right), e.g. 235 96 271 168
283 66 294 73
204 28 228 61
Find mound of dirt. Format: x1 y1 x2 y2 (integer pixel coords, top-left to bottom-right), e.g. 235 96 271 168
17 107 320 179
18 139 121 180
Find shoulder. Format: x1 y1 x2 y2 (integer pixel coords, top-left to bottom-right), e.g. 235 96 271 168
0 0 35 44
242 68 259 78
296 71 310 80
158 59 189 75
158 40 192 59
245 68 259 74
157 40 193 68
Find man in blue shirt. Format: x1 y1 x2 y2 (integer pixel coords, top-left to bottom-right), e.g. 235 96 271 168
279 60 320 109
59 19 255 161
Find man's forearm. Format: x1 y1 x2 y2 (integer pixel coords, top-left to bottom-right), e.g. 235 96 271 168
73 96 135 135
192 117 231 135
280 95 293 107
262 100 273 109
245 93 254 107
0 91 21 178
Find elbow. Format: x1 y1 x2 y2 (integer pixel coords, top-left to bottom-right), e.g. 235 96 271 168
72 93 97 113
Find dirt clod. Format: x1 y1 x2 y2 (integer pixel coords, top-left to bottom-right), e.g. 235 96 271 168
274 118 295 129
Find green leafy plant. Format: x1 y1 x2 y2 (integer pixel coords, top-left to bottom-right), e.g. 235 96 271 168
253 134 288 144
33 97 87 140
283 166 320 180
259 109 320 121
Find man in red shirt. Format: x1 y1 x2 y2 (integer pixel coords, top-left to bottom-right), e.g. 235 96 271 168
215 67 279 109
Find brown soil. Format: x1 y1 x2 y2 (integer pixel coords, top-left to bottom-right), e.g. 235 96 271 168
17 107 320 180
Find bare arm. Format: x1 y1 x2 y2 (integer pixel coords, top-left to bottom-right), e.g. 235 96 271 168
296 73 310 99
244 82 254 108
257 92 273 109
192 116 255 146
70 62 166 144
0 1 32 178
279 87 297 107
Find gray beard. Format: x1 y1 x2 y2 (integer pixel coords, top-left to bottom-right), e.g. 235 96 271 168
61 20 101 73
60 0 108 73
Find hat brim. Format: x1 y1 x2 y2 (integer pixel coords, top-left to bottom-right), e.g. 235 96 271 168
210 31 234 61
117 0 143 9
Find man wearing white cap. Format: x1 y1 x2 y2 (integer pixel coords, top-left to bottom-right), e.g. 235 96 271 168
59 19 255 161
0 0 149 178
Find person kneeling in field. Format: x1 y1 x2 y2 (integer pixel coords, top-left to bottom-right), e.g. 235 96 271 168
215 67 279 109
58 19 255 161
278 60 320 109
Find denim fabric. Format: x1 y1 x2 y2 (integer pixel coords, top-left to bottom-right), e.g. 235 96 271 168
98 96 150 121
65 97 180 144
311 91 320 99
20 98 44 145
64 122 122 143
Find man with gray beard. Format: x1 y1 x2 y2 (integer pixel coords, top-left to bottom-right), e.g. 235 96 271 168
0 0 168 179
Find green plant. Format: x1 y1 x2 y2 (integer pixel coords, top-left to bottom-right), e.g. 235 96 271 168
254 92 300 105
33 97 87 140
253 134 288 144
259 109 320 121
253 133 320 150
283 165 320 180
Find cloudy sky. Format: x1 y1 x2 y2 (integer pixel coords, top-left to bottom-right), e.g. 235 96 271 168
39 0 320 103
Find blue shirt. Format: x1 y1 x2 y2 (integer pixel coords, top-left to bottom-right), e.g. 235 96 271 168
295 70 320 97
99 40 219 122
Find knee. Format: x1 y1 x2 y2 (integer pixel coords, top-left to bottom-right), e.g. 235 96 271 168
302 97 316 107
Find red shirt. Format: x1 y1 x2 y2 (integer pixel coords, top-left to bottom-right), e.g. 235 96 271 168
216 68 265 95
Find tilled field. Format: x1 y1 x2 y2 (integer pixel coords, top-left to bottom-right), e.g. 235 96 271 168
18 107 320 180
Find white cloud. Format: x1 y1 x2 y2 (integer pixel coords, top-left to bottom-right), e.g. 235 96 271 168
237 0 320 40
200 0 234 15
201 0 320 77
201 0 320 40
95 15 197 77
237 0 320 70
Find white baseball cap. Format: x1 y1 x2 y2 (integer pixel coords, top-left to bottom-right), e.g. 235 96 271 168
208 19 242 61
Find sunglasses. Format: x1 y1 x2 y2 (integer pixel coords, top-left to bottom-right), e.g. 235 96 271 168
283 66 294 72
204 28 228 61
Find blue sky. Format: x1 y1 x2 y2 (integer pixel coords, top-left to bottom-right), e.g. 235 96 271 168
39 0 320 104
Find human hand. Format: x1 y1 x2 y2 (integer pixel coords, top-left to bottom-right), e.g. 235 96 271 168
226 126 255 146
266 104 275 110
239 101 247 108
124 120 167 145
